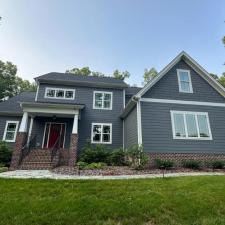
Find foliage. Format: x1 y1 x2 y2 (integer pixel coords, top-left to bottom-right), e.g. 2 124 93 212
66 67 92 76
126 144 149 169
182 160 201 170
112 69 130 80
143 67 158 85
0 141 12 167
0 60 37 100
85 162 107 170
76 161 88 170
108 148 127 166
223 36 225 46
210 160 225 169
0 167 8 173
155 159 174 169
209 73 219 80
79 141 111 164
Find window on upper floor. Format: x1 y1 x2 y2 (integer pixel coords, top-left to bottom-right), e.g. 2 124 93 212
93 91 112 110
177 69 193 93
91 123 112 144
45 87 75 100
3 121 19 142
170 111 212 140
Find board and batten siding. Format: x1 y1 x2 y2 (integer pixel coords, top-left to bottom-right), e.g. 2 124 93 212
141 101 225 153
36 83 124 151
143 60 225 103
124 105 138 148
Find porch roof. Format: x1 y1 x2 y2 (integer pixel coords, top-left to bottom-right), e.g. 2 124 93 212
20 102 85 117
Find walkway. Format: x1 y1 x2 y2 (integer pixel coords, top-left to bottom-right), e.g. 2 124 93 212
0 170 225 180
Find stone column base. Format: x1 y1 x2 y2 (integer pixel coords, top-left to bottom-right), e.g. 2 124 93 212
10 132 27 170
68 134 78 167
148 152 225 168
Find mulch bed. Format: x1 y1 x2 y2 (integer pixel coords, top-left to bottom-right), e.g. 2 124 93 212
52 166 225 176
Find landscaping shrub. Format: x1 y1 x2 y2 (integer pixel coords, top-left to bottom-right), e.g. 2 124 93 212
210 160 225 169
0 167 8 173
76 161 88 170
79 141 111 164
0 141 12 167
126 145 149 169
182 160 201 170
155 159 174 169
108 148 127 166
85 162 107 170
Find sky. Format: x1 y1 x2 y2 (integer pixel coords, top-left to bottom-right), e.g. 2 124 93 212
0 0 224 86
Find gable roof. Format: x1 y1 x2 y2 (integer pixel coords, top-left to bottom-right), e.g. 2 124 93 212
121 51 225 118
125 87 142 96
35 72 128 89
135 51 225 98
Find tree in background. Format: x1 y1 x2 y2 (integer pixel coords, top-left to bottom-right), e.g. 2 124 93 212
66 66 130 80
0 60 36 100
112 69 130 80
143 67 158 85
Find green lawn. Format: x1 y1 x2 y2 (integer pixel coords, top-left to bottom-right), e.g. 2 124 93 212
0 176 225 225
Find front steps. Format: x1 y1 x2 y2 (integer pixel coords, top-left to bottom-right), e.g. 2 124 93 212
19 149 52 170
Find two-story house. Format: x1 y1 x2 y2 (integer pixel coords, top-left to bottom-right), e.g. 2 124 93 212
1 51 225 170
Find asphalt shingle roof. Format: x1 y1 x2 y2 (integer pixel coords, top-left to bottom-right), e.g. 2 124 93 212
35 72 128 88
125 87 142 96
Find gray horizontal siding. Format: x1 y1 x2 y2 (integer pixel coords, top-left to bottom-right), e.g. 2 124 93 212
143 60 225 103
141 101 225 153
0 116 22 149
124 106 138 148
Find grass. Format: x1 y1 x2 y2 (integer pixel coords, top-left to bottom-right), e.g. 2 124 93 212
0 176 225 225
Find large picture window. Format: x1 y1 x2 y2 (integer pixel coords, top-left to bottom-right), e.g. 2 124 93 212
91 123 112 144
170 111 212 140
3 121 19 142
177 69 193 93
45 87 75 100
93 91 112 110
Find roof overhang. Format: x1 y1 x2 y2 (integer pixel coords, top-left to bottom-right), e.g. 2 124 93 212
120 96 138 118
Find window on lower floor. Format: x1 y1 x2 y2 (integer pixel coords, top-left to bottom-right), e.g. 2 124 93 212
170 111 212 140
91 123 112 144
3 121 19 142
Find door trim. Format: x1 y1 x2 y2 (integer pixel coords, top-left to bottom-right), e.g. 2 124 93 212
42 122 66 149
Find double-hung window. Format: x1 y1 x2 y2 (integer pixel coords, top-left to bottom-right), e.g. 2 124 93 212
170 111 212 140
3 121 19 142
91 123 112 144
93 91 112 110
45 88 75 100
177 69 193 93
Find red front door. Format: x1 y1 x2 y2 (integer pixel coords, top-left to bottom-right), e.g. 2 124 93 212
43 123 65 149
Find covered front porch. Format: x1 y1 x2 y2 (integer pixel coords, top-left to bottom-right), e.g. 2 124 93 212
10 102 84 170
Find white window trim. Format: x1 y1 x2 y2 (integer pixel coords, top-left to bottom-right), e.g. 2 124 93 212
93 91 113 110
44 87 75 100
91 123 112 144
177 69 193 93
170 110 212 140
3 121 19 142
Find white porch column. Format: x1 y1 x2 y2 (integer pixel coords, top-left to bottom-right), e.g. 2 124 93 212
72 114 78 134
27 116 34 144
19 112 29 132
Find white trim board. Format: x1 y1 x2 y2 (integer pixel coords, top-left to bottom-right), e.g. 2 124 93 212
136 101 142 145
140 98 225 107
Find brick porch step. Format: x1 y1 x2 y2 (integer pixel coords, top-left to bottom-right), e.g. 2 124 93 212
20 149 53 170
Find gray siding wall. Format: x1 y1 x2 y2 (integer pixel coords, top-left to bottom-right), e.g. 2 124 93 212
143 60 225 103
124 106 138 148
141 101 225 153
0 116 22 149
36 84 124 151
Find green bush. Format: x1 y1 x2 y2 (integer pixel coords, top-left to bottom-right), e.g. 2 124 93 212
108 148 126 166
182 160 201 170
76 161 88 170
126 145 149 169
155 159 174 169
0 167 8 173
210 161 225 169
85 162 107 170
79 141 111 164
0 141 12 167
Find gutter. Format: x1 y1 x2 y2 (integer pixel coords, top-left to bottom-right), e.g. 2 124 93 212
120 95 139 119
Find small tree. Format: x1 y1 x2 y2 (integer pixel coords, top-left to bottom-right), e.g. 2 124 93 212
0 141 12 167
143 67 158 85
112 69 130 80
